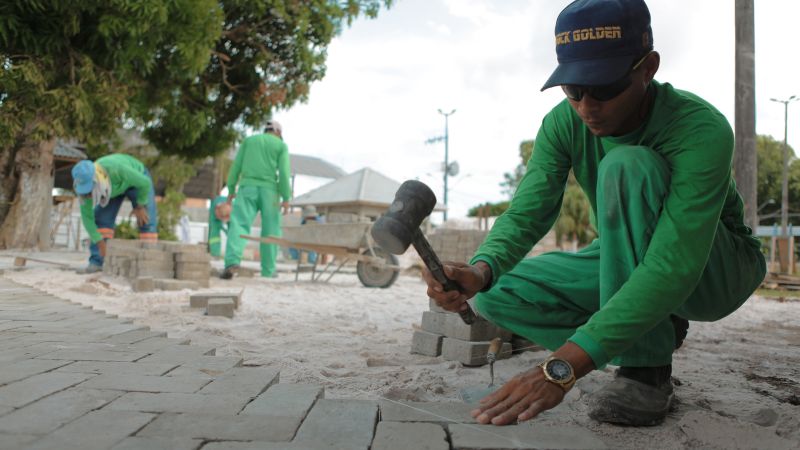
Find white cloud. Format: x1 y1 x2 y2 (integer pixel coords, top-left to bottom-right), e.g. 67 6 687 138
277 0 800 221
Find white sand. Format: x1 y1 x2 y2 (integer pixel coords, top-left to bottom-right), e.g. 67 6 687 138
4 264 800 449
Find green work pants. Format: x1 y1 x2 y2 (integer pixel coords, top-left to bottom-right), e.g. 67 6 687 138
224 186 282 277
474 146 766 367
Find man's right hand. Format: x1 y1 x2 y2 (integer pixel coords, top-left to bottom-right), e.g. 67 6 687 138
422 261 491 313
97 240 107 257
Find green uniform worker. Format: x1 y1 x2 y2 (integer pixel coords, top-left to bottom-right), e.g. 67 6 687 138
72 154 158 273
424 0 765 428
208 195 228 257
222 120 292 278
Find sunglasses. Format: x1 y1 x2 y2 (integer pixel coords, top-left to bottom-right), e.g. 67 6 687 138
561 52 651 102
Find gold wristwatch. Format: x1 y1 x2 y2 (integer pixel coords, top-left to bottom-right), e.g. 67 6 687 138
538 357 576 392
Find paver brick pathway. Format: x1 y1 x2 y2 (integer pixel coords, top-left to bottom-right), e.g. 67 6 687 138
0 278 608 449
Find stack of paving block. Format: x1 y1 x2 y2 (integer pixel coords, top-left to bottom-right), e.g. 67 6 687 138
104 239 211 290
427 229 489 264
411 299 513 366
189 291 242 318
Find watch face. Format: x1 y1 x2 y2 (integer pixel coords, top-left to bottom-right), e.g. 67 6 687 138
547 359 572 381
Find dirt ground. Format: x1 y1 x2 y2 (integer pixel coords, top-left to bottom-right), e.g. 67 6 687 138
2 252 798 449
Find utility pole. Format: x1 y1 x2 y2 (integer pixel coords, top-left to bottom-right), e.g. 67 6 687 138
770 95 797 238
734 0 757 229
438 109 456 222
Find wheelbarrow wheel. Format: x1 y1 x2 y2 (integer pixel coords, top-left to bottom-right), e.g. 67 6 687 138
357 247 399 288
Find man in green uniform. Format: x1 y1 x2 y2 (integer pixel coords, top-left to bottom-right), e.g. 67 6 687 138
424 0 765 427
221 120 292 279
72 154 158 273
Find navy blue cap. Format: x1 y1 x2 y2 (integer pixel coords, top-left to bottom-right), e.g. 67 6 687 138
541 0 653 90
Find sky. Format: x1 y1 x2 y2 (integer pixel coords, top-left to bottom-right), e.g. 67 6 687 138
275 0 799 222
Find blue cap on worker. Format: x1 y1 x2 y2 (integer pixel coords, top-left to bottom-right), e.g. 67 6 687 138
71 160 95 195
541 0 654 91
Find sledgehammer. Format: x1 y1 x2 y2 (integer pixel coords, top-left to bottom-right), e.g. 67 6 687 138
371 180 477 324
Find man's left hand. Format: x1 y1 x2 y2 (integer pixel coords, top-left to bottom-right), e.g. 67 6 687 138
281 201 290 215
133 206 149 227
471 366 566 425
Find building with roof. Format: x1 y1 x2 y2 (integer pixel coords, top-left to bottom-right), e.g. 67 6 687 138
290 167 445 221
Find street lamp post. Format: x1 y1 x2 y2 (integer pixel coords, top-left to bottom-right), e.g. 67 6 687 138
438 109 456 222
770 95 798 237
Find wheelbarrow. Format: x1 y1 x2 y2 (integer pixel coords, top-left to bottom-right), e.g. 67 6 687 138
241 222 400 288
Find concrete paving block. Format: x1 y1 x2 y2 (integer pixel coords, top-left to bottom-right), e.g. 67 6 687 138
0 405 13 416
110 436 203 450
421 311 448 335
78 373 211 393
108 392 252 415
102 329 167 344
0 388 121 435
292 399 378 450
165 356 243 377
137 269 174 279
132 277 154 293
56 361 177 376
190 291 241 309
199 366 280 397
448 423 607 449
0 372 94 408
441 338 512 366
372 422 449 450
128 337 190 352
155 279 199 291
24 410 155 450
140 242 165 250
175 262 210 272
0 432 38 448
36 348 150 362
411 330 443 356
428 298 448 313
175 252 211 263
379 400 476 424
206 298 235 318
136 249 174 262
139 413 301 442
0 359 71 386
136 345 216 364
240 384 323 435
443 313 513 342
175 268 210 280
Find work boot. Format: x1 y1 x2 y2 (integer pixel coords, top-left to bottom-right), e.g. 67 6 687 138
588 365 674 426
77 264 103 274
220 265 239 280
671 315 689 350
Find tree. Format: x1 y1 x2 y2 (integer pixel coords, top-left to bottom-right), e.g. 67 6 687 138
133 0 393 160
0 0 221 248
756 134 799 224
500 140 534 198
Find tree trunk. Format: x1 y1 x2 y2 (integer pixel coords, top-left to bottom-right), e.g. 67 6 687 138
0 138 56 249
734 0 758 229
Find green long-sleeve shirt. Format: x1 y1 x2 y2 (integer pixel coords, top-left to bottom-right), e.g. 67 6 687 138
79 154 151 243
471 81 760 366
227 133 292 200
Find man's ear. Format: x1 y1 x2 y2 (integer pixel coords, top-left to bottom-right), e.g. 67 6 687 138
643 51 660 83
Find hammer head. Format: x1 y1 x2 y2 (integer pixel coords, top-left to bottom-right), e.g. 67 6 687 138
371 180 437 254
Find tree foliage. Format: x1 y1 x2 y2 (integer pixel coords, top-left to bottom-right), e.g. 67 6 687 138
133 0 393 160
500 139 534 198
756 134 799 224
